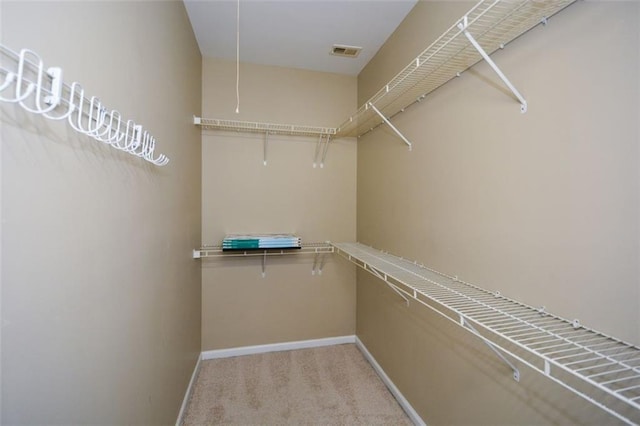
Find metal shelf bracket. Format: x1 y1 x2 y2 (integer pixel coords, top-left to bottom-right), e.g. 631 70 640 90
263 131 269 166
461 315 520 381
312 252 328 275
313 134 331 168
457 15 528 113
368 102 413 151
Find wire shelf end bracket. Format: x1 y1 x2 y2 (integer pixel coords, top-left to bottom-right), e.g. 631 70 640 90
457 15 528 113
368 102 413 151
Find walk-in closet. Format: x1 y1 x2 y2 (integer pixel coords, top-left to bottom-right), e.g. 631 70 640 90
1 1 639 425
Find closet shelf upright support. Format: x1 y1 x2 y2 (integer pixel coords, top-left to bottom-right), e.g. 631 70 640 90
457 15 528 113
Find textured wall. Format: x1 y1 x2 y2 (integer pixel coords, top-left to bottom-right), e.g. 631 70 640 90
200 58 357 351
0 1 202 424
356 1 639 424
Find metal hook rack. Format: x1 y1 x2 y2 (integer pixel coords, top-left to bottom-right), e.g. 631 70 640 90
0 44 169 166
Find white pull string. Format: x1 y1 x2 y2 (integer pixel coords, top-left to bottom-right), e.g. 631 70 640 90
235 0 240 114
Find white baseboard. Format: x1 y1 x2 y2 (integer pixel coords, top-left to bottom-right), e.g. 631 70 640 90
178 335 423 426
355 337 426 426
175 352 202 426
201 335 356 360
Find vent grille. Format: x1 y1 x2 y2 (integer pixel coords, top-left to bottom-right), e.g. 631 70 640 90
330 44 362 58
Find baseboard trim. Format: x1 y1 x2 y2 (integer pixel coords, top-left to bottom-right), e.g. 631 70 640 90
175 352 202 426
355 337 426 426
201 335 356 360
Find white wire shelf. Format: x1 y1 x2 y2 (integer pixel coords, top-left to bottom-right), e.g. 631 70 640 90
194 116 336 167
335 0 576 139
194 242 333 258
194 116 336 137
332 242 640 425
193 242 334 277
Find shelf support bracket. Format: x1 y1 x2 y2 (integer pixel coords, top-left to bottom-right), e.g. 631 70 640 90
366 264 409 306
314 134 331 168
317 252 327 275
368 102 412 151
320 135 330 168
458 16 528 113
263 131 269 166
312 252 328 275
461 315 520 381
313 134 323 168
261 252 267 278
312 253 319 275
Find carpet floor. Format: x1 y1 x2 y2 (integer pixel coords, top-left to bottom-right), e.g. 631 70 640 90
182 343 413 425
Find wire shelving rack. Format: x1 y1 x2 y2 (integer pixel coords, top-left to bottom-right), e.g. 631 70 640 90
194 116 336 167
332 242 640 425
335 0 576 141
194 117 335 137
194 242 334 277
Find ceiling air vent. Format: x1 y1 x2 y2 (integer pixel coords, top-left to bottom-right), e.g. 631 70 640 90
330 44 362 58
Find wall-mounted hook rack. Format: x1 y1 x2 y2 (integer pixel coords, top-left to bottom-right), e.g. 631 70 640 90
0 44 169 166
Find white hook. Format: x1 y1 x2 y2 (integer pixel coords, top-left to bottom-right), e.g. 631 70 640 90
17 49 60 114
85 96 106 137
120 121 139 152
143 134 169 165
150 154 169 166
68 82 87 133
119 120 135 151
137 131 152 158
0 77 33 103
92 107 115 143
105 111 125 146
0 72 17 94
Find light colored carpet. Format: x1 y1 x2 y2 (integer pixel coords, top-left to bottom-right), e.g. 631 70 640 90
182 343 413 425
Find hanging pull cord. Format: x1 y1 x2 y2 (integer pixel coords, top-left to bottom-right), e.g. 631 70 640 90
235 0 240 114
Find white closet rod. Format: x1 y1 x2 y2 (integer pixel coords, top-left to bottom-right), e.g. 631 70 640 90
0 44 169 166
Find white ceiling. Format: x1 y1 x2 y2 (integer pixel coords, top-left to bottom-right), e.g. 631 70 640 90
183 0 418 76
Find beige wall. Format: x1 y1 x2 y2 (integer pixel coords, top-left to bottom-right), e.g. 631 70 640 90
201 58 357 350
0 1 202 424
356 1 639 424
